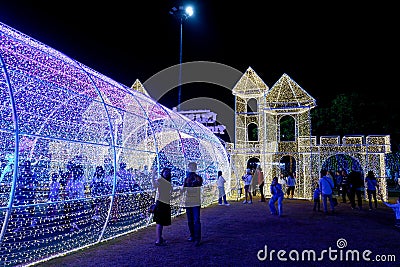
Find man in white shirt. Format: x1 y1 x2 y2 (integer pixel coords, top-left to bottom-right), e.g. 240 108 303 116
217 171 230 206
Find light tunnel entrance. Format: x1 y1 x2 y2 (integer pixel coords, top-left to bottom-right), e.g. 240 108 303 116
0 22 230 266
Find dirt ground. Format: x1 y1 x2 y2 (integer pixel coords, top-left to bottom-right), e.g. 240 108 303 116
35 195 400 267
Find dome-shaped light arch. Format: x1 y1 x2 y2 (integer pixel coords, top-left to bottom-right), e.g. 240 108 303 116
0 22 230 266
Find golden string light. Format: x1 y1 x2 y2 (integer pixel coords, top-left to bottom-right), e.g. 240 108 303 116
230 67 390 202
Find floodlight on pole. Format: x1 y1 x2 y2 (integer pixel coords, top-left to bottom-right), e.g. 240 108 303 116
169 5 194 112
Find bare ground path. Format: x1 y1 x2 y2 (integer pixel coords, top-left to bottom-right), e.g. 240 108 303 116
36 196 400 267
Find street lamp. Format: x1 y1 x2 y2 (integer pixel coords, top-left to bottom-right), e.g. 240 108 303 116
169 5 194 111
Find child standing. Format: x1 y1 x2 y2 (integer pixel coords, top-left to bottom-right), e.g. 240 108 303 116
242 169 253 204
313 184 321 212
383 196 400 228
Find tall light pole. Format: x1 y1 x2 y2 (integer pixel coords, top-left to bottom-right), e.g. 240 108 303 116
169 5 193 111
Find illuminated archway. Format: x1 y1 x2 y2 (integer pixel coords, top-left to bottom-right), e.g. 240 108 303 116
280 155 296 175
322 153 363 175
0 22 230 266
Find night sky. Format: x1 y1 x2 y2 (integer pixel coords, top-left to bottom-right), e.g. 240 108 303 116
0 1 397 135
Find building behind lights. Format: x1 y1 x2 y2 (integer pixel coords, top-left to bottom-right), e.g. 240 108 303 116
174 108 227 138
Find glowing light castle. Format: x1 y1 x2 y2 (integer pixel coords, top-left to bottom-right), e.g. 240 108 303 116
0 22 229 266
228 67 390 201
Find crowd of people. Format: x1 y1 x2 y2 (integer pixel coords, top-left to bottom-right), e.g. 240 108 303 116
2 156 400 249
234 166 399 226
152 163 400 250
5 157 153 233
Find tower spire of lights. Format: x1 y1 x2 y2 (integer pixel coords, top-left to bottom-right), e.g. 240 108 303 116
169 5 194 112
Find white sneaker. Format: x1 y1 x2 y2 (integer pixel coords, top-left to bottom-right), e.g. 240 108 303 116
224 203 230 206
243 200 247 204
218 203 223 206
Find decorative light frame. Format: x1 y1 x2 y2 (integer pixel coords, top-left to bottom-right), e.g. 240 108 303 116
0 22 230 266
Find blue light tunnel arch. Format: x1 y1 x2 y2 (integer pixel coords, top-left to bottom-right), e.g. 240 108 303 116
0 22 230 266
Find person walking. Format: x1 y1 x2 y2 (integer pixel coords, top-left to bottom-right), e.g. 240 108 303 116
286 172 296 199
151 167 172 246
256 166 266 202
217 171 230 206
365 170 379 210
319 169 335 214
183 162 203 247
268 176 284 216
242 169 253 204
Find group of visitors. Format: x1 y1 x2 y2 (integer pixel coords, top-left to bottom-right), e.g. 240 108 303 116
10 157 153 233
7 155 400 251
314 168 383 214
151 161 204 247
239 167 296 216
241 166 273 204
153 162 400 250
253 167 399 228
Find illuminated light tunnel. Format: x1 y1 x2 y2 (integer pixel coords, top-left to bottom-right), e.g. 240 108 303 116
0 22 230 266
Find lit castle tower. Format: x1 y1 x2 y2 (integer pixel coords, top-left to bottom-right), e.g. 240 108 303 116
229 67 268 194
229 67 390 199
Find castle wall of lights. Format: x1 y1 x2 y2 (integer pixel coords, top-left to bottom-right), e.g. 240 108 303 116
228 67 390 201
0 22 230 266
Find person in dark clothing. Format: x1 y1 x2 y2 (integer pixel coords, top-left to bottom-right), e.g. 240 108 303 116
269 176 284 216
152 167 172 246
340 170 349 203
313 183 321 212
285 172 296 199
183 162 203 247
348 169 364 210
14 160 37 231
256 166 266 202
365 170 379 210
90 166 106 221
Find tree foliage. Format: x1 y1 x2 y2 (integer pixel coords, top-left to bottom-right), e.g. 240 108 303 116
280 115 295 141
311 92 400 151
